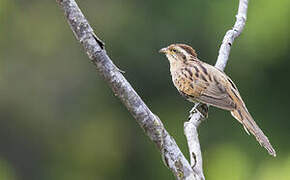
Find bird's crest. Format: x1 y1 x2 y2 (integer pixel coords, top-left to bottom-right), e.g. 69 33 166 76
176 44 197 57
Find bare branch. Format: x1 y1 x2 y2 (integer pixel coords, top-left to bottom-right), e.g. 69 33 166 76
184 0 249 179
56 0 197 179
215 0 248 71
184 105 208 180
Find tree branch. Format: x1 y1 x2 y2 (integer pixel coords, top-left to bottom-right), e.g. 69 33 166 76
56 0 197 179
215 0 248 71
184 105 208 180
184 0 249 179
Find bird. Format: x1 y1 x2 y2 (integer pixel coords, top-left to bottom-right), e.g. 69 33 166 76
159 43 276 157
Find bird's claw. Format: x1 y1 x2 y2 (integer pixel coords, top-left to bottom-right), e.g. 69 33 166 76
189 103 209 119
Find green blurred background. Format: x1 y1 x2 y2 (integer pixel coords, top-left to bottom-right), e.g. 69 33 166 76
0 0 289 179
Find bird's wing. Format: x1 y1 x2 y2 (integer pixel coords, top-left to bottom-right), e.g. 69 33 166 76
177 61 237 110
185 63 237 111
195 77 236 111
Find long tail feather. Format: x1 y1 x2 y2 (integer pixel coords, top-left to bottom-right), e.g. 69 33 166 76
231 105 276 157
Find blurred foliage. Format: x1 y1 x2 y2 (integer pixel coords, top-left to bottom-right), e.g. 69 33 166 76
0 0 289 179
0 158 17 180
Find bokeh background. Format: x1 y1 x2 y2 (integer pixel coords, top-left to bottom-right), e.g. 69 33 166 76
0 0 289 179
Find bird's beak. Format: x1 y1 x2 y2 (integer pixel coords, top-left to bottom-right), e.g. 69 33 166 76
159 47 168 54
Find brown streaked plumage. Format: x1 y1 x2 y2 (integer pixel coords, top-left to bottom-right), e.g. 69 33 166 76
159 43 276 157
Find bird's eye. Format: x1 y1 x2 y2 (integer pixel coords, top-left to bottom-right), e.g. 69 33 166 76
172 49 177 53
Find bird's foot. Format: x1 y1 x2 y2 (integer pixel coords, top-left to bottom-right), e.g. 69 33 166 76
190 103 200 114
189 103 209 120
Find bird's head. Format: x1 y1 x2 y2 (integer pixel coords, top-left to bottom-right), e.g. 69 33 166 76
159 44 197 63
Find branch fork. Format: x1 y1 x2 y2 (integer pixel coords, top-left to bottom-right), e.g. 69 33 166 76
57 0 249 179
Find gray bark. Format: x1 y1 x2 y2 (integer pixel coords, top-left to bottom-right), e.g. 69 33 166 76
56 0 196 179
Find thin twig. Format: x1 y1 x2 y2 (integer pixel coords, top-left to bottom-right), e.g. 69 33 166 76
215 0 248 71
56 0 197 179
184 0 249 179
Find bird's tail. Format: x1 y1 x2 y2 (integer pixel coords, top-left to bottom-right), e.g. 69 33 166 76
231 105 276 157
